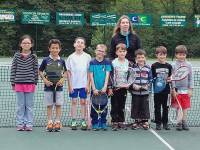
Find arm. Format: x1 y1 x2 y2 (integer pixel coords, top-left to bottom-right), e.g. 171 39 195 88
33 55 39 85
89 72 98 95
39 70 53 87
10 54 17 90
66 70 73 93
101 71 110 93
188 63 193 97
109 37 116 60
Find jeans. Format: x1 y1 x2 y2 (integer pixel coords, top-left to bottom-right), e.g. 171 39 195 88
16 92 34 127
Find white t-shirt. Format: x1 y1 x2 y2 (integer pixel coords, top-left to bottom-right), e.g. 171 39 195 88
66 52 91 89
112 58 129 87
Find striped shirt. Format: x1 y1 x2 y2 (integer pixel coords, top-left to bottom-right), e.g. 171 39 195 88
10 52 38 85
130 63 152 95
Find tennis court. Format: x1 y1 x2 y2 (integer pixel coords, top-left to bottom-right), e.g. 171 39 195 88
0 127 200 150
0 59 200 150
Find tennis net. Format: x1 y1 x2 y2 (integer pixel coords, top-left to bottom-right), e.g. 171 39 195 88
0 65 200 127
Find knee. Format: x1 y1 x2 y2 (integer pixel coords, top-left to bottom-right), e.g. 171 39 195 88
80 100 86 105
71 100 77 105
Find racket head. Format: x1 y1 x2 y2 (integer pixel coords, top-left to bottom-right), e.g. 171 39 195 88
127 67 136 86
91 93 108 106
153 77 166 93
172 66 189 81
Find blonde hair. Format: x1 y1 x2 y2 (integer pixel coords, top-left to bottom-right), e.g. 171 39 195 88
113 15 134 37
96 44 107 52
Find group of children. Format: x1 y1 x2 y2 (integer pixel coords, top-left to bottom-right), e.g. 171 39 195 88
10 35 193 132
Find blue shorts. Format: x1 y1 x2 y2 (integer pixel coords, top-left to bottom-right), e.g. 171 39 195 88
69 88 87 99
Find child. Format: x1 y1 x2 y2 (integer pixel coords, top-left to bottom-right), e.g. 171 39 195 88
66 37 91 130
151 46 172 130
130 49 152 130
10 35 38 131
89 44 111 131
108 43 129 131
171 45 193 131
39 39 67 132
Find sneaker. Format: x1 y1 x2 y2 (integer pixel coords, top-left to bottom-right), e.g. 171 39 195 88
24 126 33 131
80 119 87 130
118 122 127 130
156 124 161 130
182 121 189 130
101 123 107 131
112 123 118 131
92 124 99 131
46 121 54 132
131 122 140 130
176 122 182 131
71 119 77 130
163 124 170 130
54 121 62 132
16 126 25 131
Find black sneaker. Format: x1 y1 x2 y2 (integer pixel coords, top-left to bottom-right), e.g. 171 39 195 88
156 124 161 130
176 122 182 131
112 123 118 131
118 122 127 130
163 124 170 130
182 121 189 130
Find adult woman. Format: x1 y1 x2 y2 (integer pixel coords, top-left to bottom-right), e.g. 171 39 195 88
109 15 141 64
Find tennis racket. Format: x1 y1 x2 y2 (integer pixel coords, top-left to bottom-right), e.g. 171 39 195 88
169 65 190 125
91 93 108 127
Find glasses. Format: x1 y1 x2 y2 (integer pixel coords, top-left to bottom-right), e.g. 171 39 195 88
97 49 105 53
22 42 31 45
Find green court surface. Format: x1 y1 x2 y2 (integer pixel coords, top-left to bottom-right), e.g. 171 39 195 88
0 127 200 150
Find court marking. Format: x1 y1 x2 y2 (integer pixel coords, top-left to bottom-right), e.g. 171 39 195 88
149 128 175 150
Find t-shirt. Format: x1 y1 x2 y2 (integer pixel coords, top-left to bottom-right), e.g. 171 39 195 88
151 62 172 94
39 55 67 91
66 52 91 89
89 58 111 90
111 58 129 87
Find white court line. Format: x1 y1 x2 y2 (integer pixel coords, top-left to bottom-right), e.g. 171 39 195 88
149 128 175 150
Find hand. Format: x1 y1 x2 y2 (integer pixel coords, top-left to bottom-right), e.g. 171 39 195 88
166 77 171 83
44 78 53 87
12 85 15 91
85 86 90 94
188 89 192 97
56 78 65 86
108 89 113 96
172 89 177 98
93 89 99 96
68 86 74 94
141 84 148 90
101 86 107 93
133 84 141 91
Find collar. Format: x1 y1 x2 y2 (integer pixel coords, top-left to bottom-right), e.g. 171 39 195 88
49 55 60 60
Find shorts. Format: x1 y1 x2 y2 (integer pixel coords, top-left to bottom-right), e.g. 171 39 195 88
171 94 190 109
44 91 64 106
69 88 87 99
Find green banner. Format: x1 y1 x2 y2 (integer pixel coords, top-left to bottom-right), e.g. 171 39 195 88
128 14 152 26
160 15 186 27
56 12 84 26
21 11 50 25
0 9 15 23
90 13 117 26
194 15 200 27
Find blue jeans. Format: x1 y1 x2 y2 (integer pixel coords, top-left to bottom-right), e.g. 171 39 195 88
16 92 34 127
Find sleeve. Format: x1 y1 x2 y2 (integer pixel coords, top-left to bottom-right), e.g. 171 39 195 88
109 37 116 60
105 61 112 72
39 59 46 72
171 63 176 88
10 54 17 85
188 63 193 89
168 64 172 77
151 63 156 78
135 34 141 49
89 61 93 73
66 56 71 71
33 55 39 85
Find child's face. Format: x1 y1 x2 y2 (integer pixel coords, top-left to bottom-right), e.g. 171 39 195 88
175 53 186 61
116 48 127 60
120 18 130 32
136 54 146 65
20 38 32 52
49 43 61 57
74 39 85 52
156 52 167 63
95 46 106 59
